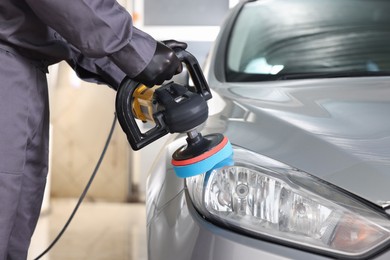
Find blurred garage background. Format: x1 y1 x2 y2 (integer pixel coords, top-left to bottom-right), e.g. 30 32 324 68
28 0 237 259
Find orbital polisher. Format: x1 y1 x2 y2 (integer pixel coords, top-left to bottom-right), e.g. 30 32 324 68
115 48 233 177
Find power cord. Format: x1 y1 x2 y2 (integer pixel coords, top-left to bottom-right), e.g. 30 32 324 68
34 114 117 260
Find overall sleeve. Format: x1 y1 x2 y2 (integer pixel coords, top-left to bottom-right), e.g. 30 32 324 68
24 0 157 78
66 45 126 90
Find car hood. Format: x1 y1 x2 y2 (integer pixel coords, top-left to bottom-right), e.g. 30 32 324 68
213 76 390 209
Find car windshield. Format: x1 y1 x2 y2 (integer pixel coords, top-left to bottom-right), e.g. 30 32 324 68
226 0 390 82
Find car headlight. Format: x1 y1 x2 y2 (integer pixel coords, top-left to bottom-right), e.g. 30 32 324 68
186 147 390 258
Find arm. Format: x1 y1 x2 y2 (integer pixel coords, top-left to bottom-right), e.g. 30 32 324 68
66 45 126 90
66 38 189 90
25 0 155 78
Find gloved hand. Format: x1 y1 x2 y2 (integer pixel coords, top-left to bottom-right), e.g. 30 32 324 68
161 40 188 51
134 40 188 87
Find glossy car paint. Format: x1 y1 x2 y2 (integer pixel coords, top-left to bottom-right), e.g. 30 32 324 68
146 1 390 259
211 77 390 208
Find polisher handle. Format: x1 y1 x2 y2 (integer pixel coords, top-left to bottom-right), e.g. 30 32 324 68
174 49 212 100
115 78 169 150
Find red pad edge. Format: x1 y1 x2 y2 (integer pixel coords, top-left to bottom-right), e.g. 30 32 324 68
171 136 229 166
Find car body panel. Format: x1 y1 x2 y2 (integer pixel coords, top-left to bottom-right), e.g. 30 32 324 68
146 0 390 259
208 77 390 208
146 146 390 259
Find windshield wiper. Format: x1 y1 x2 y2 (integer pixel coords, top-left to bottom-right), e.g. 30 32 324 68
276 71 390 80
226 71 390 82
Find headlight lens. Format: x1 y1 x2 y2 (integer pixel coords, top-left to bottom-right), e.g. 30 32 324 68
186 148 390 257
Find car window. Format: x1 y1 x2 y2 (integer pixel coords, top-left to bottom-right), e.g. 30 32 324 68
226 0 390 82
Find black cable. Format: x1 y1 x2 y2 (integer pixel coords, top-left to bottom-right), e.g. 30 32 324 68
34 114 117 260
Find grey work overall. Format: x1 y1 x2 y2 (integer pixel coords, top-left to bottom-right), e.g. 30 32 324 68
0 46 50 259
0 0 156 258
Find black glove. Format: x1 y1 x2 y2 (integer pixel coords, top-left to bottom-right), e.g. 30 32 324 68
162 40 188 51
133 40 187 87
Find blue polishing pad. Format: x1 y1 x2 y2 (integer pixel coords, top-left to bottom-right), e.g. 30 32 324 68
173 140 233 178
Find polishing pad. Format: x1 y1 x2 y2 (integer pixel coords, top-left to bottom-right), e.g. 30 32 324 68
172 134 233 178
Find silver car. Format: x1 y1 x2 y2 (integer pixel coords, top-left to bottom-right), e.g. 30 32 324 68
146 0 390 259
